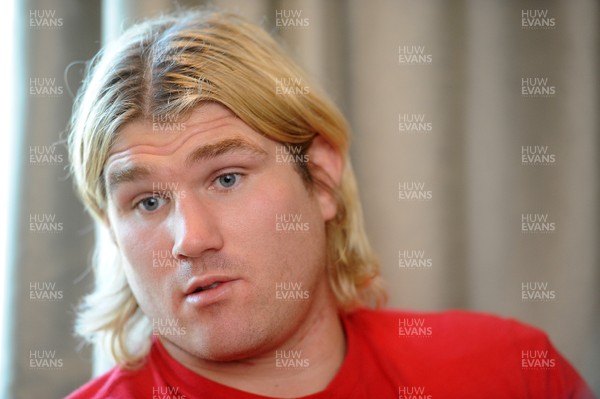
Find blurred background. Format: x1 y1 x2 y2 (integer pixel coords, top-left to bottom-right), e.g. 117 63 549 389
1 0 598 397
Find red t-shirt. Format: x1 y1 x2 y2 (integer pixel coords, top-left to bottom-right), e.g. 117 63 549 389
67 309 596 398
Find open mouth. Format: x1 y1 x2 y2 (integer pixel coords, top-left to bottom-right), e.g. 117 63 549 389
191 282 222 294
184 278 237 307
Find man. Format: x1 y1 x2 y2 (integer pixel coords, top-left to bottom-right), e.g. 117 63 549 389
67 9 595 399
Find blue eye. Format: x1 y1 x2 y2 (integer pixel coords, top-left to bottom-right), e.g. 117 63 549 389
138 196 165 212
217 173 238 188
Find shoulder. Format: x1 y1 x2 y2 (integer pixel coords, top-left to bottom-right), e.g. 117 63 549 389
345 307 560 359
346 307 550 342
344 308 595 398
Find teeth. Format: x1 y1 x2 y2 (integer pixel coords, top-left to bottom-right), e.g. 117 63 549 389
194 282 221 293
205 282 221 290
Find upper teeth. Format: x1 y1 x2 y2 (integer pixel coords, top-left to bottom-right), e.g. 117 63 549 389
197 282 221 292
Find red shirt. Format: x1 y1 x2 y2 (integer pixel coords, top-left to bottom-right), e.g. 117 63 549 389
67 309 596 398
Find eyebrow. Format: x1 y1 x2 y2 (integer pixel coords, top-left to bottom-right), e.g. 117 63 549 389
184 137 267 167
107 137 267 193
107 165 152 194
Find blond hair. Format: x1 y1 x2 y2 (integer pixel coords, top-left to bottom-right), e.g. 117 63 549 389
69 9 386 367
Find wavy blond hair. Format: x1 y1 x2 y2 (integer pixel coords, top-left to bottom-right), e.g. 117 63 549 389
69 9 387 367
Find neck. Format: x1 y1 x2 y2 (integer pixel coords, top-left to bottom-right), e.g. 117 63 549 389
161 294 346 398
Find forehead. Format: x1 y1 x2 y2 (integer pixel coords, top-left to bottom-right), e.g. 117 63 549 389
108 103 262 158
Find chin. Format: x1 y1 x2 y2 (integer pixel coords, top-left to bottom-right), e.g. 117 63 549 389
209 328 287 363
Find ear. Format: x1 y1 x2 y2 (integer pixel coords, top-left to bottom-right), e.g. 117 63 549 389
307 135 343 221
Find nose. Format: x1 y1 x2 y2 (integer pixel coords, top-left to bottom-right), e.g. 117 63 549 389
170 194 224 259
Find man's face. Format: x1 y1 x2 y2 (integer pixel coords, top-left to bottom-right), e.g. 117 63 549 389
104 103 339 362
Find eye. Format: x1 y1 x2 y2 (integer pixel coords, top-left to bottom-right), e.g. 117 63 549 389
216 173 240 189
136 196 166 212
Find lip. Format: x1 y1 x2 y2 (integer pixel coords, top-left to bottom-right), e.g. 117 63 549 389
184 276 239 307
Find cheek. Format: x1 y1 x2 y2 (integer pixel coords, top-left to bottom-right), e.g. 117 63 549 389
113 218 173 311
228 170 327 282
116 219 156 267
